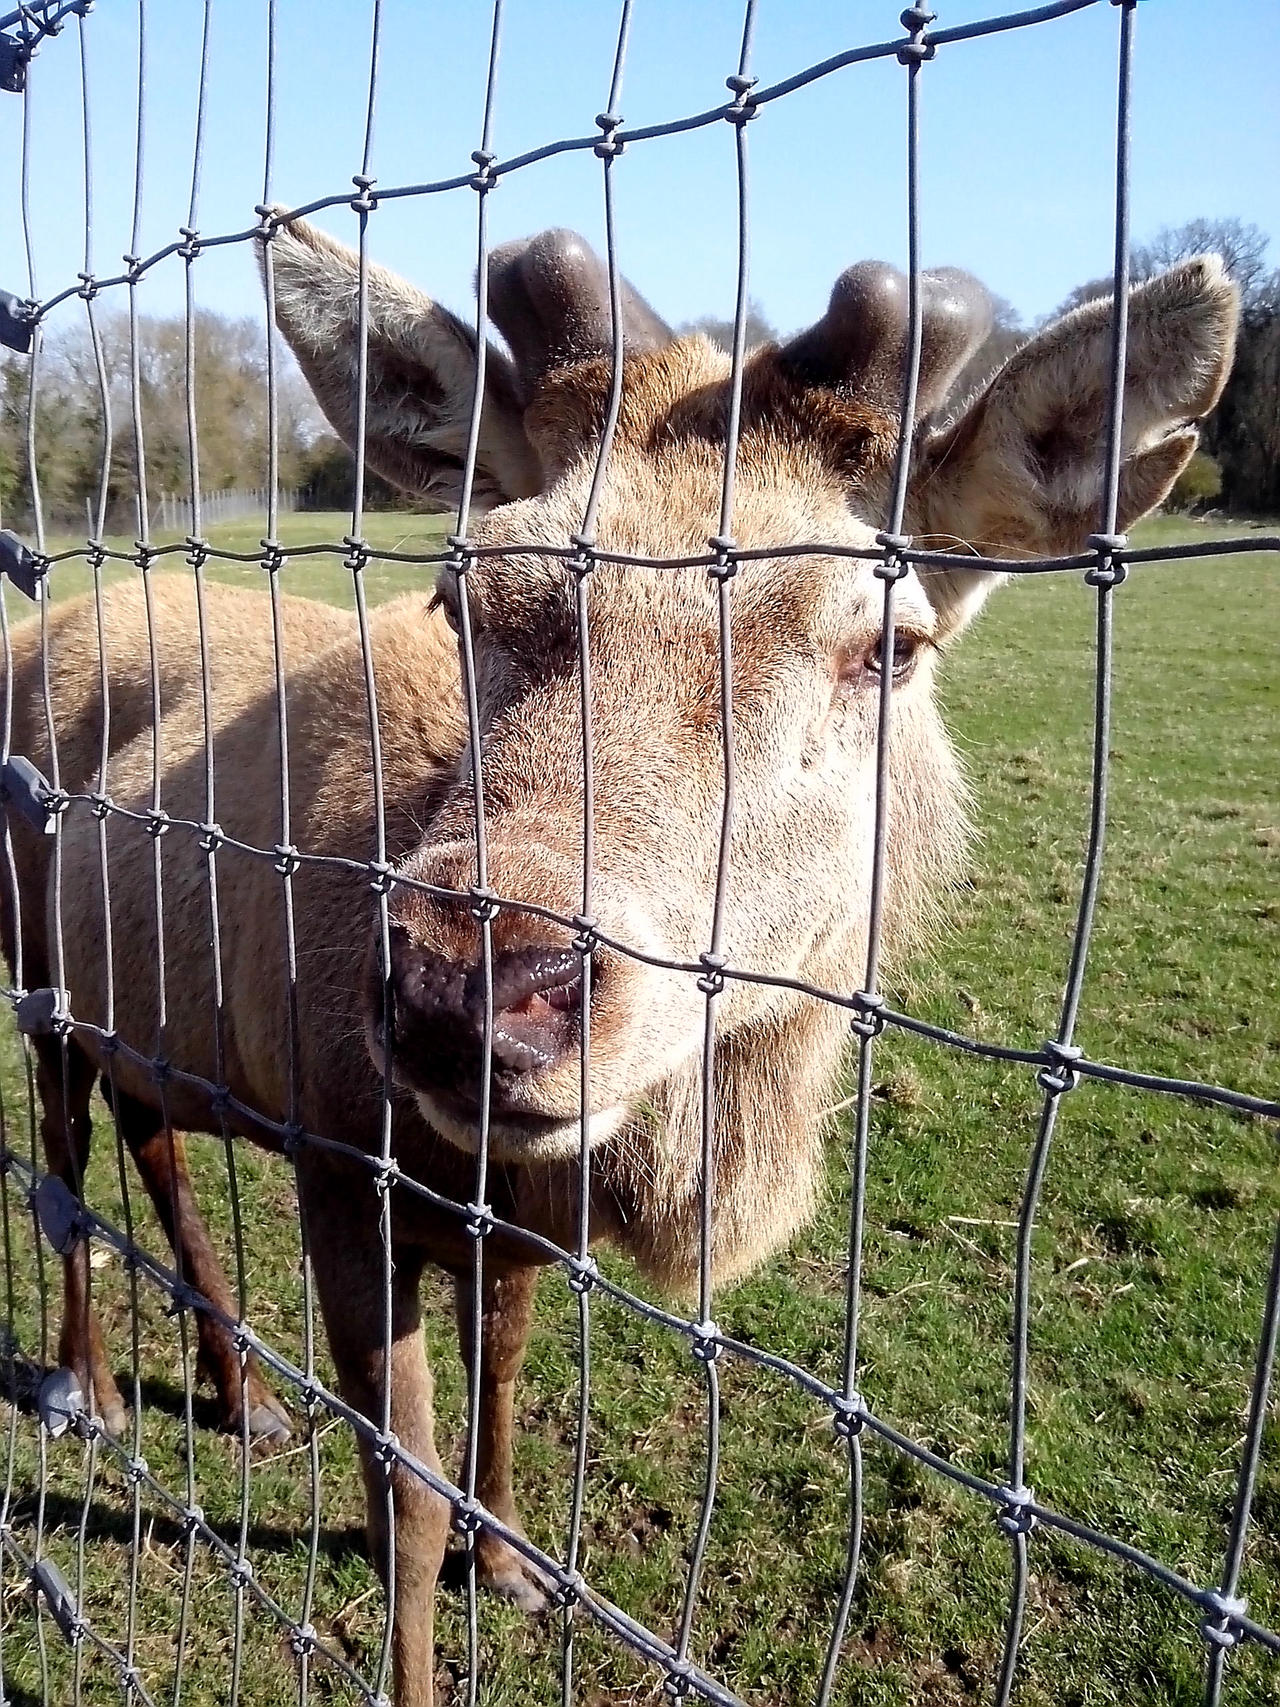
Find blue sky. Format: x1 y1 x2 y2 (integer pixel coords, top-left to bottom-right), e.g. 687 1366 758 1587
3 0 1277 346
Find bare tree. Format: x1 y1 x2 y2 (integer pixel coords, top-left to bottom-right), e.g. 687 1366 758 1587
677 297 776 351
1213 263 1280 514
1052 219 1272 318
948 292 1025 403
1134 218 1270 308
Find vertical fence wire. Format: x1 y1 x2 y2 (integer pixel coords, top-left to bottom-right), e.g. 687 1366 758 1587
671 2 759 1683
816 6 936 1696
441 5 506 1700
177 5 260 1701
64 13 108 1702
995 5 1136 1703
1204 1215 1280 1704
255 6 329 1700
111 7 151 1688
559 3 636 1699
17 33 56 1706
339 6 404 1702
0 55 38 1677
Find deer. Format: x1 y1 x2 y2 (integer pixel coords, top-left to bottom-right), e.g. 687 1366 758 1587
1 214 1235 1705
1 577 309 1451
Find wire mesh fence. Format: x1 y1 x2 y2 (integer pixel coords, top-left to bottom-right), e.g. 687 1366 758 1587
0 2 1276 1705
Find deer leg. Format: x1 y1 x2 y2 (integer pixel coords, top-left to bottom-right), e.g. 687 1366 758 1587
33 1036 128 1438
301 1158 448 1707
109 1085 291 1451
452 1261 551 1613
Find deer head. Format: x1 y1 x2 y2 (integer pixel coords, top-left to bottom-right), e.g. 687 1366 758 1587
266 218 1236 1176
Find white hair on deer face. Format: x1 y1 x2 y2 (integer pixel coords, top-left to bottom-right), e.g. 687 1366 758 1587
380 349 966 1289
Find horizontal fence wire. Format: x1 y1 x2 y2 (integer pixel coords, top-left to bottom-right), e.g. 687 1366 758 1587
0 1 1276 1705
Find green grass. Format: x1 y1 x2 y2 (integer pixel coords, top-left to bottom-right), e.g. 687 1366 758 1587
1 513 1277 1705
36 510 456 610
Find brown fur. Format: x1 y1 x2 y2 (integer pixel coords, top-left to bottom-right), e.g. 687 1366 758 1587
2 224 1237 1704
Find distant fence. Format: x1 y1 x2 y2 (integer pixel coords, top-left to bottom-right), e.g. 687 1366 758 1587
150 487 300 536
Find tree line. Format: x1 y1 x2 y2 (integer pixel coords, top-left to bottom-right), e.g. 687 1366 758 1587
0 308 404 534
2 217 1275 535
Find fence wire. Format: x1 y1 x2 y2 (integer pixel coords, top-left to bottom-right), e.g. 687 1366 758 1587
0 1 1276 1705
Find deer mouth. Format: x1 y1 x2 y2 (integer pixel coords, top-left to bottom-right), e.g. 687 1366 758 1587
363 939 622 1160
407 1080 624 1163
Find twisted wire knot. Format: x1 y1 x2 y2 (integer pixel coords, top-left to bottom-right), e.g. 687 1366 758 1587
850 989 886 1040
1037 1040 1083 1097
551 1568 584 1610
995 1484 1037 1536
469 884 501 924
469 150 497 191
371 1155 401 1197
350 173 378 213
662 1659 694 1699
370 1429 401 1469
451 1495 483 1537
571 914 598 956
690 1319 721 1364
697 951 728 996
1200 1591 1247 1651
1085 532 1129 587
897 5 937 63
706 535 739 580
594 111 624 158
832 1391 867 1440
465 1201 495 1240
367 860 396 896
724 74 759 124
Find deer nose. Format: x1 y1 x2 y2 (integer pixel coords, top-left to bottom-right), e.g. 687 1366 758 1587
385 928 587 1092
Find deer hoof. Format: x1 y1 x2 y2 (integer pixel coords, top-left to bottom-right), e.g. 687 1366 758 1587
98 1398 129 1441
246 1397 293 1455
477 1542 554 1615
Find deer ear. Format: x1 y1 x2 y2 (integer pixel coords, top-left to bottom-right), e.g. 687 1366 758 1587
909 256 1239 641
263 214 542 513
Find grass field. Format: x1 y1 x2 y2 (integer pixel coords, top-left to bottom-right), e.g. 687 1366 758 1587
31 510 457 610
0 513 1276 1705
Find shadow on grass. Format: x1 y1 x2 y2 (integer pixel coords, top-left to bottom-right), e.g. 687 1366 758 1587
1 1364 368 1565
6 1488 366 1566
0 1679 48 1707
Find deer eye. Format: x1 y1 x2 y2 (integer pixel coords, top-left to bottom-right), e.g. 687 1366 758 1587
430 578 463 636
865 630 922 682
836 630 924 695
